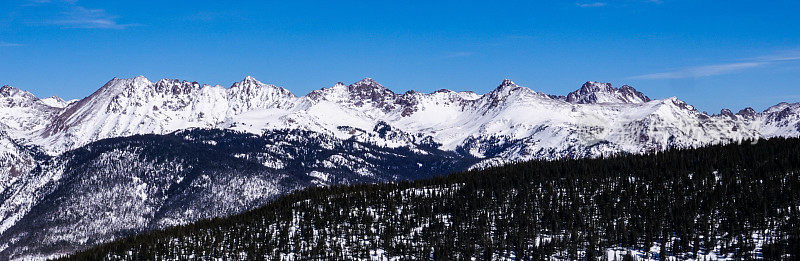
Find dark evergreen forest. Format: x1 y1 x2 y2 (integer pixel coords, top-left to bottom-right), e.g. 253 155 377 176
61 138 800 260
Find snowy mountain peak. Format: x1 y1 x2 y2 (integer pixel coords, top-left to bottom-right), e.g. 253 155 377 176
736 107 757 119
353 77 381 87
348 78 393 95
343 78 398 110
491 79 521 92
45 95 64 102
1 85 43 109
236 76 263 86
230 76 289 94
39 96 69 108
718 108 736 119
154 78 191 86
500 79 517 87
489 79 529 97
95 76 154 95
0 85 66 138
479 79 537 109
0 85 35 100
566 81 650 104
306 78 398 111
457 91 481 100
581 81 614 92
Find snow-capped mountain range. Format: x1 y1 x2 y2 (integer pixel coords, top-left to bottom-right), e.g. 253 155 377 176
0 76 799 260
3 76 799 166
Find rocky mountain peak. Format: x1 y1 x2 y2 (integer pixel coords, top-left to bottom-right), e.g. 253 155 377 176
46 95 64 102
499 79 516 87
1 85 32 99
718 108 736 119
1 85 40 108
0 85 15 94
481 79 533 108
736 107 757 119
352 77 381 87
347 78 394 96
566 81 650 104
235 76 263 87
340 78 396 100
581 81 614 92
618 85 651 102
490 79 522 94
340 78 397 110
229 76 294 98
95 76 154 96
231 76 269 89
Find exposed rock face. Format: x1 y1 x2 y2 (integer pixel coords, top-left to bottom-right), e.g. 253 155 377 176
737 107 757 119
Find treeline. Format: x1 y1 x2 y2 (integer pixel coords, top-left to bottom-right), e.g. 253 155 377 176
61 138 800 260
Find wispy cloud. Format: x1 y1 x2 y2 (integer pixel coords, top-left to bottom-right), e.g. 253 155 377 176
24 0 134 29
629 52 800 80
54 5 134 29
0 41 23 47
577 2 607 7
754 51 800 62
629 62 765 79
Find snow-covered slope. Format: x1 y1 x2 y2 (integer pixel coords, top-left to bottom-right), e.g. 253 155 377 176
0 86 64 192
0 129 475 260
0 130 40 195
38 96 74 109
760 102 800 138
0 85 66 137
35 76 297 153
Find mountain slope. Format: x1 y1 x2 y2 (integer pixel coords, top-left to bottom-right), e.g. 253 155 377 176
61 137 800 260
36 76 297 154
0 129 475 260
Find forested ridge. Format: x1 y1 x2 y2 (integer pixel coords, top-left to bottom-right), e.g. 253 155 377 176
61 138 800 260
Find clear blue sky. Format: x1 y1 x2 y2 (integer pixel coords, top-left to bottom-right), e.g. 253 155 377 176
1 0 798 113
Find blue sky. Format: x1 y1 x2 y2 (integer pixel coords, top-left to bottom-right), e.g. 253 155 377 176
0 0 798 113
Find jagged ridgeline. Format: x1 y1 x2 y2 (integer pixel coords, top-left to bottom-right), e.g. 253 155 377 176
59 137 800 260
